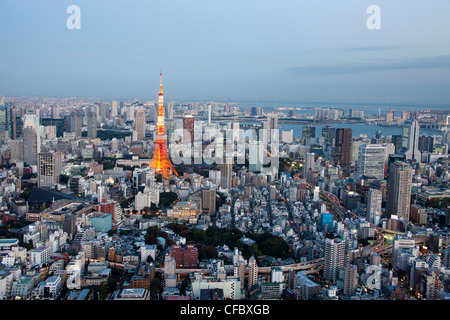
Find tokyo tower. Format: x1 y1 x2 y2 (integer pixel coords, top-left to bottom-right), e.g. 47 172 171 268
149 72 178 179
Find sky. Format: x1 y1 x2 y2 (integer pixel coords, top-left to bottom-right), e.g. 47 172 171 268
1 0 450 105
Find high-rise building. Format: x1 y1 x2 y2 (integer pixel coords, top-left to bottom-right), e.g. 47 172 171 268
302 125 315 139
418 136 434 153
387 162 413 220
41 118 66 138
37 152 62 188
399 120 421 162
323 235 346 282
251 107 263 116
385 111 394 122
86 111 97 138
111 101 120 118
358 144 385 180
135 108 146 141
320 213 334 233
23 114 40 166
304 153 315 184
334 128 352 167
69 110 82 138
343 264 358 297
6 101 17 139
183 115 195 143
322 125 335 145
221 156 233 189
0 97 6 132
248 256 258 289
202 187 216 215
366 188 382 225
391 135 403 153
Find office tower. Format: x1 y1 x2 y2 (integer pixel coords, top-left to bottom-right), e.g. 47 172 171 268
248 256 258 289
410 260 428 293
399 120 421 162
334 128 352 166
87 111 97 138
149 72 178 179
135 108 146 140
391 135 403 153
41 118 66 138
111 101 119 118
322 125 335 145
387 153 406 184
183 115 194 143
358 144 385 180
251 107 263 116
69 110 82 137
302 125 316 139
418 136 434 153
320 213 334 233
281 130 293 143
202 187 216 215
23 114 40 165
207 104 212 124
221 156 233 189
343 264 358 297
304 153 315 184
366 188 382 225
387 162 413 220
323 235 345 282
63 214 77 240
165 102 174 120
37 152 62 187
10 139 24 163
248 139 263 173
385 111 394 122
5 101 17 139
266 114 278 130
232 120 240 144
0 97 6 132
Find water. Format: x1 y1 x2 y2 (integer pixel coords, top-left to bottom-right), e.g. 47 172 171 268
280 123 443 139
217 100 450 116
241 121 443 139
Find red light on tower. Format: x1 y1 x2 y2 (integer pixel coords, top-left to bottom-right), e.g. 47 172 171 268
149 71 178 179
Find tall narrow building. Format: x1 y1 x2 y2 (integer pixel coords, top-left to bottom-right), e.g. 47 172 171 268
399 120 421 162
37 151 62 187
149 72 178 179
87 111 97 138
334 128 352 167
366 188 382 225
69 110 82 138
358 144 385 180
23 114 40 165
183 115 195 143
387 162 413 220
135 108 146 141
323 235 346 282
248 256 258 289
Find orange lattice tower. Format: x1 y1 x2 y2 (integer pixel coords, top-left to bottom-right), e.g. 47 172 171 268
149 71 178 179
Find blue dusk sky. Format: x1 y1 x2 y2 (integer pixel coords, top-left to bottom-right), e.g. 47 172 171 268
1 0 450 105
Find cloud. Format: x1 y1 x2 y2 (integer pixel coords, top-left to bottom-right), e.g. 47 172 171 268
287 54 450 76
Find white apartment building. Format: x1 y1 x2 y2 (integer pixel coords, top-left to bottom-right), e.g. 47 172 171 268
29 246 50 267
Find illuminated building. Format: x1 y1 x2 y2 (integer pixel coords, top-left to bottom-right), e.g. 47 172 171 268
149 72 178 179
